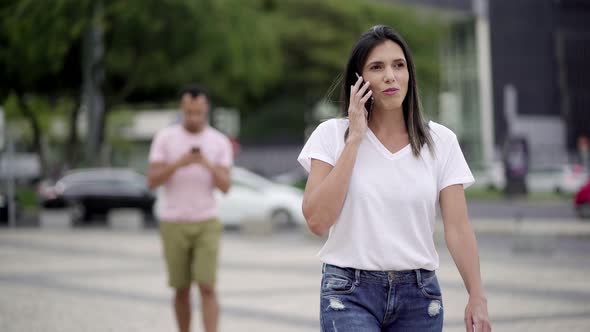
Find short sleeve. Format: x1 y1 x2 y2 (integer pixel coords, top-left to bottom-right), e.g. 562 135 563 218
148 130 168 163
216 137 234 168
297 120 337 172
437 134 475 191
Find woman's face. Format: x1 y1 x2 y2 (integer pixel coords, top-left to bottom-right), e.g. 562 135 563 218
361 40 409 112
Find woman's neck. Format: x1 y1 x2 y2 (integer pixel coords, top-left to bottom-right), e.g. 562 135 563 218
368 106 407 137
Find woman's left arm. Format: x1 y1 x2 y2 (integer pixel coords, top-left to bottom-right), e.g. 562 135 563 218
440 184 491 332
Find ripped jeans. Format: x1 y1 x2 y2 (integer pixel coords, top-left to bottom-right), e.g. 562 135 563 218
320 264 443 332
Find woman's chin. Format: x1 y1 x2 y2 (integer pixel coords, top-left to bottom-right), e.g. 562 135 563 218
376 101 403 112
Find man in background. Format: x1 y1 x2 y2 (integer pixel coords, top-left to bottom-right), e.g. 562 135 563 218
148 84 233 332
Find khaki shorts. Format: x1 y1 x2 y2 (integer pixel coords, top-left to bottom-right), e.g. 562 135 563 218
159 218 223 288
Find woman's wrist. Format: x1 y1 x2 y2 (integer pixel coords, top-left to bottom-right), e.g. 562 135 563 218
346 133 364 146
468 292 487 301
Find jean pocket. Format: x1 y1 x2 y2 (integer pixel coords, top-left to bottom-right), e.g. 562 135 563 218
321 274 356 295
420 275 442 300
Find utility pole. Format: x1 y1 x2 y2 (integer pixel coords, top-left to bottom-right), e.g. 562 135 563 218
474 0 495 166
82 1 105 166
6 134 16 228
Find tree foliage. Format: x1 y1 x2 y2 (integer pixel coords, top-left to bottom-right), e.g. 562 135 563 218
1 0 446 168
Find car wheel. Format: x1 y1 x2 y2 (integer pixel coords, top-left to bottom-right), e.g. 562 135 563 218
143 209 156 227
71 201 86 224
271 209 294 228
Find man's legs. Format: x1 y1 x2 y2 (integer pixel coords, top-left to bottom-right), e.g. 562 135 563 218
175 287 192 332
198 283 219 332
160 222 194 332
193 219 223 332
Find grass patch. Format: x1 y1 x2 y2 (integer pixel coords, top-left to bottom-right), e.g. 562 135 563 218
293 179 306 190
16 187 39 210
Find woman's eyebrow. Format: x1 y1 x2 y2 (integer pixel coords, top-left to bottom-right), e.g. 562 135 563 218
366 58 406 66
366 60 384 66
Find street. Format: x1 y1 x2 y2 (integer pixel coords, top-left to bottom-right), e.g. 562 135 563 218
1 220 590 332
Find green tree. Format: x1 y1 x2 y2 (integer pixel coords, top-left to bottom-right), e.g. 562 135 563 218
1 0 283 169
239 0 445 143
1 0 446 168
104 0 283 109
0 0 92 173
274 0 443 105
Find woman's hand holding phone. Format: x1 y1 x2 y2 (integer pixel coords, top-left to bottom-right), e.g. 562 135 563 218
347 74 372 144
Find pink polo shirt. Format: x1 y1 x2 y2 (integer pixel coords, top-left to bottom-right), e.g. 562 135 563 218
149 124 233 223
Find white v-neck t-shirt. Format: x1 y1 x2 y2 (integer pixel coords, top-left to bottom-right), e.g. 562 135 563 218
297 118 474 271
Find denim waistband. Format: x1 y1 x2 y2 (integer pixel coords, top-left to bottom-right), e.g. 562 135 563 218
322 263 435 285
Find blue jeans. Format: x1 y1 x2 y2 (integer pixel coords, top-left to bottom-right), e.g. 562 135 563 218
320 264 443 332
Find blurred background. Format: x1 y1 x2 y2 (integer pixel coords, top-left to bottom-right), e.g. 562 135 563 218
1 0 590 331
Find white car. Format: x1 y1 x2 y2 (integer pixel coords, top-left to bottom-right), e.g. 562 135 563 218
155 167 305 227
217 167 305 227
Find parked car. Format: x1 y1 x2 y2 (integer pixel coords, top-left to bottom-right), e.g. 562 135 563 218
574 179 590 219
38 168 156 223
0 191 21 224
272 167 308 187
154 167 305 228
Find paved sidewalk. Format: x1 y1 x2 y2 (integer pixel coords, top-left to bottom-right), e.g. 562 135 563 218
1 227 589 332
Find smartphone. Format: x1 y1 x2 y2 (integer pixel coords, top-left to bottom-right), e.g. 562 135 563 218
355 72 374 118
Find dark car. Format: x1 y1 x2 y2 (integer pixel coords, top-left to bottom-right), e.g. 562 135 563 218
574 179 590 219
0 192 21 224
38 168 155 223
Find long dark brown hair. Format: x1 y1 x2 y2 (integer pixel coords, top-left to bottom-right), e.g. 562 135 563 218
342 25 433 157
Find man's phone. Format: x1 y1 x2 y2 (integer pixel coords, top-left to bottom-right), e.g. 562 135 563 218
355 72 374 118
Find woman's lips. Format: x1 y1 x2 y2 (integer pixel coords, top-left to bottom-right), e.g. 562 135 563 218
383 88 399 96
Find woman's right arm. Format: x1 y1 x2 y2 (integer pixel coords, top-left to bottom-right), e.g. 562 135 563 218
302 137 363 236
302 76 372 236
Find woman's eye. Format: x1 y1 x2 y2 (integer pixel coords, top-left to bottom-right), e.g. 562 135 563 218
396 62 405 68
370 65 382 70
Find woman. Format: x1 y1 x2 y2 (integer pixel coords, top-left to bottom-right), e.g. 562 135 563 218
298 25 491 332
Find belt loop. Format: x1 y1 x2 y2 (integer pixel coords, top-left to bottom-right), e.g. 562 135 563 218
354 269 361 286
415 269 423 288
322 263 326 273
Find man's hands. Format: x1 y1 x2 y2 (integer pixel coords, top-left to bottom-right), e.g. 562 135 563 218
173 147 230 192
148 147 229 190
175 147 212 170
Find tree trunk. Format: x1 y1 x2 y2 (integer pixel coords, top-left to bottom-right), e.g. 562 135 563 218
16 92 47 178
98 104 107 165
65 97 81 169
